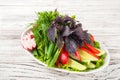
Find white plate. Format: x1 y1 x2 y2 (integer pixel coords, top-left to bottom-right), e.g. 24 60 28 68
21 27 110 74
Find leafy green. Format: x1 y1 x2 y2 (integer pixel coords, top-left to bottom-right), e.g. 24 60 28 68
32 28 41 45
91 54 106 68
96 54 106 68
32 49 39 57
94 41 100 49
31 11 60 65
60 64 80 72
49 47 62 67
47 42 55 59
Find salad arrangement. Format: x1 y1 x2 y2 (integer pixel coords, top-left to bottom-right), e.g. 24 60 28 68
21 10 106 72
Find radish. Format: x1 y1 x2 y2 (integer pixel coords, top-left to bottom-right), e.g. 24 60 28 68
21 31 36 51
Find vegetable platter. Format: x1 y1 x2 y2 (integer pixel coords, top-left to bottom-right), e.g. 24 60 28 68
21 10 110 74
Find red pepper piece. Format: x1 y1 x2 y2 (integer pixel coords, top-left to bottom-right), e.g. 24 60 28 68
74 50 81 61
84 42 100 54
90 34 94 42
80 47 100 60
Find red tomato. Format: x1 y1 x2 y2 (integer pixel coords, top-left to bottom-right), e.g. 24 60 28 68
90 34 94 42
60 49 69 64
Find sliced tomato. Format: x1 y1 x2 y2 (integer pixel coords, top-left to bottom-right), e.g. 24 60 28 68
56 47 69 66
60 49 69 64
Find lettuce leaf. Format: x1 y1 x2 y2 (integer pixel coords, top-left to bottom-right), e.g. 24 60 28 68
94 41 100 49
60 64 80 72
91 54 106 68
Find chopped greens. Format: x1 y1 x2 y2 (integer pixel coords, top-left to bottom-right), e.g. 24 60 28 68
32 11 60 65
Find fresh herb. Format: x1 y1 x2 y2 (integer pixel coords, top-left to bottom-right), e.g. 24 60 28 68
49 47 62 67
32 10 60 65
47 15 92 54
94 41 100 49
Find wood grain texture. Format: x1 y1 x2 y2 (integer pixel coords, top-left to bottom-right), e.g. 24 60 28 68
0 0 120 80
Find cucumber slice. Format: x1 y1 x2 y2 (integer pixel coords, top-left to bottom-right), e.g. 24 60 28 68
96 48 105 56
87 62 96 68
78 49 98 61
67 58 87 71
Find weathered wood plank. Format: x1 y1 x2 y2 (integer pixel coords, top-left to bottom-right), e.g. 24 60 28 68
0 0 120 79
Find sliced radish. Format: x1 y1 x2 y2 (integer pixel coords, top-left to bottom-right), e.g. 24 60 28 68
21 31 36 51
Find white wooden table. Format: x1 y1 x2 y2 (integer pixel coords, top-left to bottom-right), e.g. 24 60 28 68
0 0 120 80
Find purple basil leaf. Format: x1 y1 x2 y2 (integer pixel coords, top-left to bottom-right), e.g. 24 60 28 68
82 31 91 44
62 16 76 29
65 37 78 54
47 24 56 42
57 33 63 49
62 16 72 23
55 23 63 31
69 33 83 47
73 26 84 40
76 23 82 27
62 26 74 37
55 16 62 23
88 33 94 46
55 16 62 24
